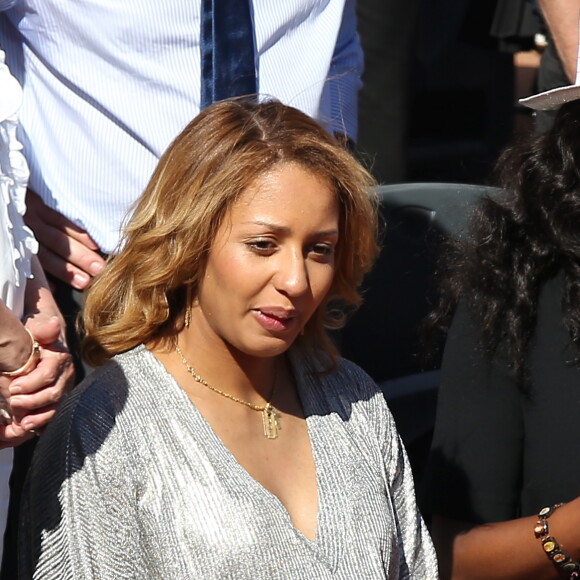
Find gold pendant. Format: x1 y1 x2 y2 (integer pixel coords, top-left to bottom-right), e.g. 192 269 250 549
262 403 281 439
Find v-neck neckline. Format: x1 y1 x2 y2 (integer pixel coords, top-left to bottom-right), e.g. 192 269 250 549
146 346 324 546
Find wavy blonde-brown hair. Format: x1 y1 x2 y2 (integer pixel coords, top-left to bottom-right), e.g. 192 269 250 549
82 99 379 367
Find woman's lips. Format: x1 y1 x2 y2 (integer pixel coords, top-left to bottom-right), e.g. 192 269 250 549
252 309 297 332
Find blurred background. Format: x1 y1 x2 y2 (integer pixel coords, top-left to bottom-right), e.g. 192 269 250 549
341 0 547 482
355 0 543 186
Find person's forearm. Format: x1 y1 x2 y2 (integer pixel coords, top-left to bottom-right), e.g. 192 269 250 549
24 255 67 344
539 0 580 82
5 253 75 437
0 301 32 373
433 498 580 580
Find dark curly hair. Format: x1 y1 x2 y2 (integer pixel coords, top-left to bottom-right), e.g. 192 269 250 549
429 99 580 387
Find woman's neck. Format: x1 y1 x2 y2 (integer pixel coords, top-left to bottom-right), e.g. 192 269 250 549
171 328 281 404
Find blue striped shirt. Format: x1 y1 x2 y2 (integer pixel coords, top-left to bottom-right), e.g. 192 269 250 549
0 0 362 253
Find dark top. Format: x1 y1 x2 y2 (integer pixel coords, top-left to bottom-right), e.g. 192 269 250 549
423 272 580 524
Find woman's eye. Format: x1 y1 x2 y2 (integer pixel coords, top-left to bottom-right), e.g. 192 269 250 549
311 243 335 257
247 240 276 253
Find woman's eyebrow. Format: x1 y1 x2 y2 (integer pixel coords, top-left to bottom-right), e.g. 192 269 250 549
243 220 338 237
242 220 290 233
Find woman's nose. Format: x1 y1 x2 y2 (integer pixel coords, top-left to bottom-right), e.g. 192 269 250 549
273 251 309 297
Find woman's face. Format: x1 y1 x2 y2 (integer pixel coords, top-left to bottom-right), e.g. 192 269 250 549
190 162 339 359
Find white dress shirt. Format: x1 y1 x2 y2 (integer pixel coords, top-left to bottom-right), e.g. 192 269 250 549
0 48 35 318
0 1 362 253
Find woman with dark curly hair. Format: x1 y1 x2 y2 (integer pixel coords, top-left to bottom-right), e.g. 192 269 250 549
422 52 580 580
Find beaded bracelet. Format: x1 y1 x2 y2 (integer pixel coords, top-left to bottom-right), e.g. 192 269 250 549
0 328 41 378
534 503 580 579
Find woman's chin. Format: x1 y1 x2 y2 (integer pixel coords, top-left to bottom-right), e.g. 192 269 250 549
234 334 297 359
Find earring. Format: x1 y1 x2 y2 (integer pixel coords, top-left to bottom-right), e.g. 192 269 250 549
184 286 192 328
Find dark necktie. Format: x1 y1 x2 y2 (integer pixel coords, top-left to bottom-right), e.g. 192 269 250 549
200 0 257 109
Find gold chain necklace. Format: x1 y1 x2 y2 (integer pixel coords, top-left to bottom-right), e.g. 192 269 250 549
175 344 281 439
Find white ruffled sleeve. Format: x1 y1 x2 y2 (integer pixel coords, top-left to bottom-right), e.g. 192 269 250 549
0 48 36 317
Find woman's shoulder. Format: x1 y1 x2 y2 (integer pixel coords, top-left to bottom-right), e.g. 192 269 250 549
69 346 150 409
39 346 160 453
292 348 390 419
292 347 379 394
23 350 151 550
333 357 394 416
334 356 380 393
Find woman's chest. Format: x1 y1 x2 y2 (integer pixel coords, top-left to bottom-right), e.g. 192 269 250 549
131 412 398 578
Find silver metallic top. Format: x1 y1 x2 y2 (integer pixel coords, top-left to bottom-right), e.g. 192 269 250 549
21 345 438 579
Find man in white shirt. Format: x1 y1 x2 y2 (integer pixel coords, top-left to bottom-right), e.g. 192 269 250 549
0 0 363 291
0 5 362 574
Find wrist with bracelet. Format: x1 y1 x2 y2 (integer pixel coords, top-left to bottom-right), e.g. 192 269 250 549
0 328 41 378
534 503 580 579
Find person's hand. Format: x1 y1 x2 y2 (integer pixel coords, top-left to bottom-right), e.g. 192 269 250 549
25 189 105 289
12 312 75 424
0 317 74 447
0 379 38 446
0 303 33 375
0 313 75 449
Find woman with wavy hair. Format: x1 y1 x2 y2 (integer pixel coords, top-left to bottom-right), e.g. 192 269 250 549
423 82 580 577
20 100 437 579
